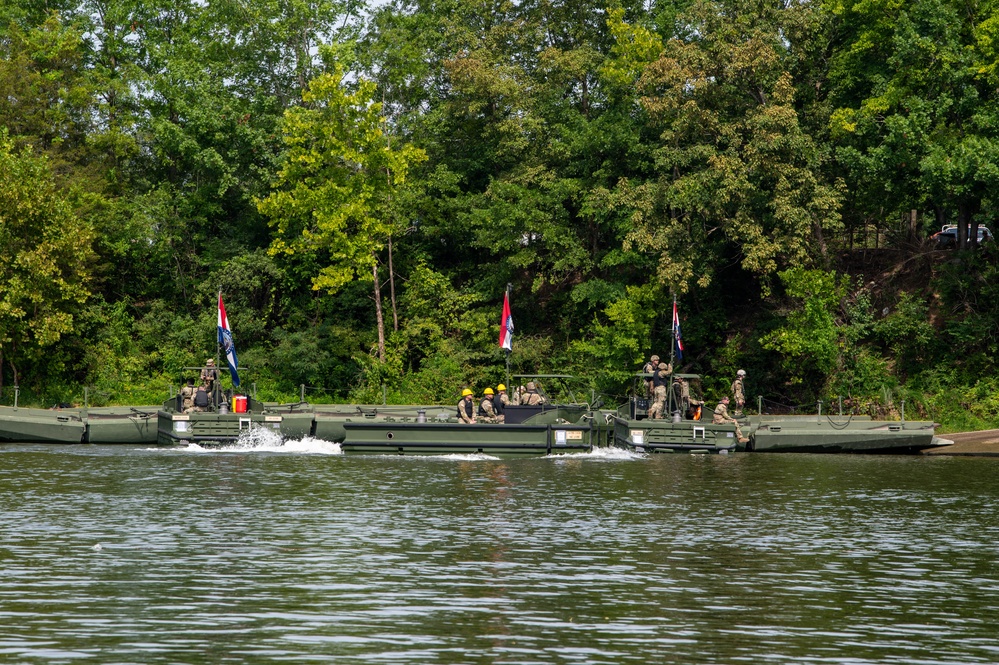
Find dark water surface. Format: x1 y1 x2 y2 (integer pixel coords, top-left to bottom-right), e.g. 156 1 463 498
1 440 998 664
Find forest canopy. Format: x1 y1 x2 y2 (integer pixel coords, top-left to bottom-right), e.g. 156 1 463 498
2 0 999 431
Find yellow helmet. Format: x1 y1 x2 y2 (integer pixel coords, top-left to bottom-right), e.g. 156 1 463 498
461 388 473 397
497 384 506 391
484 387 494 395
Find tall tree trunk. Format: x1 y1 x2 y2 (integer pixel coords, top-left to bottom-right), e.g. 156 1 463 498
812 218 830 269
388 235 398 332
373 256 386 362
957 203 969 251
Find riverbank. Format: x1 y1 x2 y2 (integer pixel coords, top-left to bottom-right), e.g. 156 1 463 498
923 429 999 457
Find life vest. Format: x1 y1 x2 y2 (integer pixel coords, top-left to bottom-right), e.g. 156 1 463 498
194 388 209 408
478 397 493 417
457 399 474 420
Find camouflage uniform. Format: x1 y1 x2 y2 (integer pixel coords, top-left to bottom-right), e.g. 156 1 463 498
642 355 660 398
479 396 503 424
732 369 746 416
713 399 746 441
677 378 703 419
731 376 745 414
180 382 195 413
522 381 545 406
201 360 220 404
457 396 476 424
647 369 669 419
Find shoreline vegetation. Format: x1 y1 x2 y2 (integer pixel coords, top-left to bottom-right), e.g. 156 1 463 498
3 1 999 436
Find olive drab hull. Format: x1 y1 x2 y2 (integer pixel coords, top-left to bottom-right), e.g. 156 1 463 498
744 415 941 453
612 416 739 454
617 394 942 454
310 402 602 457
0 405 158 444
1 387 944 455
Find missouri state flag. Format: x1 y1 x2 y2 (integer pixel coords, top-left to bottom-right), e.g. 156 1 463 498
672 300 684 361
218 293 240 387
499 291 514 351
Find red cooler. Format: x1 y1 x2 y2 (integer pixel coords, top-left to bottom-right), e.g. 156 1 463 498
233 395 248 413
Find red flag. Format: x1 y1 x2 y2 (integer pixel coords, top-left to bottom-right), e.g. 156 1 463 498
499 292 514 351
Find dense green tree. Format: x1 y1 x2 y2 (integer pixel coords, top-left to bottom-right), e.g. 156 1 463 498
0 134 96 391
629 0 842 295
258 66 427 362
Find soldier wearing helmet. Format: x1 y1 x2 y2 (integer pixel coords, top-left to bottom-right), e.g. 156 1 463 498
642 354 660 397
200 358 220 405
497 384 510 409
523 381 545 406
457 388 477 424
479 387 503 424
495 384 508 420
714 396 748 443
647 363 671 419
731 369 747 416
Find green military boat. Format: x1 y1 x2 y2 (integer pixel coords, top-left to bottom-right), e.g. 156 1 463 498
745 414 943 453
334 403 603 457
616 372 943 454
157 393 285 445
0 404 159 444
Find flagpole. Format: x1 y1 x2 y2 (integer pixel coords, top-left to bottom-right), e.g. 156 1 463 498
216 290 222 375
216 290 223 406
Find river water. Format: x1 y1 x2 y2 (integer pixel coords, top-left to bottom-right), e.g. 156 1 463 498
1 436 998 664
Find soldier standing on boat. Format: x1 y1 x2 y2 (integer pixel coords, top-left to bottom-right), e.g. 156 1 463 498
457 388 477 424
479 388 503 424
676 376 703 419
647 365 670 419
642 355 660 398
201 359 220 405
522 381 545 406
731 369 746 416
181 378 196 413
713 396 748 443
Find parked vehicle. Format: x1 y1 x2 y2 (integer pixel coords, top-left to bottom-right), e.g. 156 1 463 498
932 224 993 247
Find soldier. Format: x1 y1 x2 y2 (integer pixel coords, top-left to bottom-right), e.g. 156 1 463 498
457 388 477 424
180 378 196 413
731 369 747 416
201 359 220 404
675 376 703 420
495 384 508 421
713 396 748 443
647 365 670 419
642 354 660 398
192 383 210 412
479 388 503 424
497 384 510 409
522 381 546 406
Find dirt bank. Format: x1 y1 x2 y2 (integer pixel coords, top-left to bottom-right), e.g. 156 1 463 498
923 429 999 457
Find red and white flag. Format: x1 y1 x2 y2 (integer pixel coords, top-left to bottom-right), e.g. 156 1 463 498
217 293 240 386
499 291 514 351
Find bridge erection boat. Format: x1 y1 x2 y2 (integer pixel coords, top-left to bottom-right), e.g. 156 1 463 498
0 404 158 444
612 372 943 455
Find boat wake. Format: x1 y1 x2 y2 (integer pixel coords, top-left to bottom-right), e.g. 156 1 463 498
161 428 343 455
553 446 645 460
388 452 503 461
